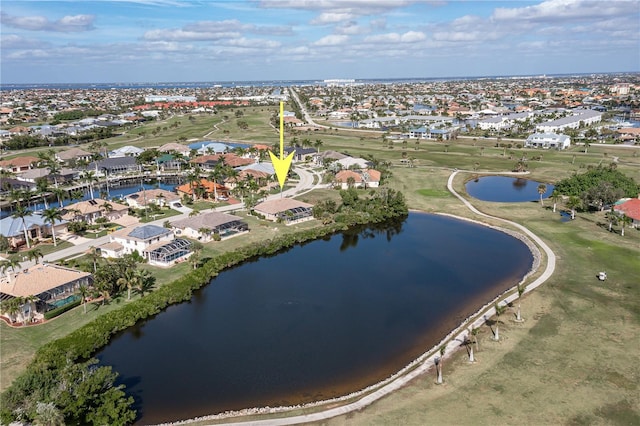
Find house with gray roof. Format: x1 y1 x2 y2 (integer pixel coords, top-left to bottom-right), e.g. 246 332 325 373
171 211 249 241
101 224 191 266
86 156 138 176
0 213 67 249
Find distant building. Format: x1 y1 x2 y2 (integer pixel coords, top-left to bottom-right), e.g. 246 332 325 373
535 109 602 133
525 133 571 150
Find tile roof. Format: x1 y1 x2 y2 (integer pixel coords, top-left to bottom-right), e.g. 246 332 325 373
171 211 245 230
254 198 313 215
0 263 91 297
614 198 640 221
127 224 172 240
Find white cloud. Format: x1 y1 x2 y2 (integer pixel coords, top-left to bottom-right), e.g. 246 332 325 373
143 29 241 41
311 12 355 24
1 34 47 49
313 34 349 46
365 31 425 43
227 38 282 49
492 0 634 23
0 12 95 32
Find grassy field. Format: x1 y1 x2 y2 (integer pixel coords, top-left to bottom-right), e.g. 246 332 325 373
2 107 639 424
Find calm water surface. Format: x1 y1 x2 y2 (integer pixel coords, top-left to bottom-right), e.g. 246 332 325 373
465 175 554 202
97 213 533 424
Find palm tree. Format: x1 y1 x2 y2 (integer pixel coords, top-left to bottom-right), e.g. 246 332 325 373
605 209 618 232
551 190 561 213
435 344 446 384
86 246 101 273
516 283 527 322
471 326 480 351
619 214 632 237
35 177 51 209
0 297 23 324
42 207 63 247
314 139 323 153
81 170 99 200
493 302 506 341
38 150 61 189
537 183 547 206
567 196 582 220
465 334 475 363
134 269 155 297
51 187 67 208
78 284 89 314
27 248 43 265
12 204 33 249
23 294 38 323
117 270 136 301
0 258 21 277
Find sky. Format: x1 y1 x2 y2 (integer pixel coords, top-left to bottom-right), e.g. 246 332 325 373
1 0 639 84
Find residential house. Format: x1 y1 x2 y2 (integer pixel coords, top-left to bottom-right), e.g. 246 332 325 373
334 169 381 189
62 198 129 224
190 153 254 170
525 133 571 150
158 142 191 157
171 211 249 241
0 156 40 173
109 145 144 157
284 147 317 162
335 156 371 170
156 154 186 171
17 167 77 184
0 213 67 249
253 198 314 225
613 197 640 228
100 224 191 266
125 188 180 209
176 178 229 200
0 263 92 323
55 147 93 166
86 156 139 176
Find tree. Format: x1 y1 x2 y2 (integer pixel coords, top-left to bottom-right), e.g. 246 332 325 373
117 270 135 301
550 190 561 213
34 401 65 426
12 204 33 249
35 177 51 209
619 213 632 237
471 326 480 352
537 183 547 206
567 196 582 220
435 344 446 384
78 284 89 314
27 248 44 265
465 330 476 363
133 269 155 297
42 207 63 247
0 258 20 277
492 302 506 341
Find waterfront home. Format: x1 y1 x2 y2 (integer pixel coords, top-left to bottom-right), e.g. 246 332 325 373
156 153 186 171
62 198 129 224
55 147 93 166
525 133 571 150
85 156 139 176
284 146 317 162
101 224 191 266
334 169 381 189
171 211 249 242
0 213 67 249
176 178 229 200
253 198 314 225
17 167 77 184
158 142 191 157
125 188 180 209
190 153 254 170
0 263 92 323
0 178 35 194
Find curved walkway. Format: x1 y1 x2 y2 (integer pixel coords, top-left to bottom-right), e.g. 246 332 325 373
170 170 557 426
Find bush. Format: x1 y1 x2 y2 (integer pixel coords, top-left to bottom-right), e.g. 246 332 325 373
43 298 82 320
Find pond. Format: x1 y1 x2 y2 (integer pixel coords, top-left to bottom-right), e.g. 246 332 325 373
96 213 534 424
465 175 554 202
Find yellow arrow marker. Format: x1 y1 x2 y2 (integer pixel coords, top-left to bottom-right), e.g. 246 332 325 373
269 101 294 189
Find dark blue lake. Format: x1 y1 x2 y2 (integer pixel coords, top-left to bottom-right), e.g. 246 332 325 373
465 175 554 202
96 213 534 424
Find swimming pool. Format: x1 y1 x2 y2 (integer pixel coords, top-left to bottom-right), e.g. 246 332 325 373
48 294 79 309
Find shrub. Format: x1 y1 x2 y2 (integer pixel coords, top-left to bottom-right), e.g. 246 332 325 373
43 298 82 320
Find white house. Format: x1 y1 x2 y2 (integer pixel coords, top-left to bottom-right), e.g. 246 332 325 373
253 199 314 225
109 145 145 157
100 224 191 266
525 133 571 150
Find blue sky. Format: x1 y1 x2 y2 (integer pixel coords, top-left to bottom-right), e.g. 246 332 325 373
1 0 639 84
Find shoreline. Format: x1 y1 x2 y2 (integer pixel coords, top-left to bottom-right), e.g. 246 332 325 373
152 206 548 426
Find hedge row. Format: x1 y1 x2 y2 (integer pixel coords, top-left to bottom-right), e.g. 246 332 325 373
43 299 82 320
